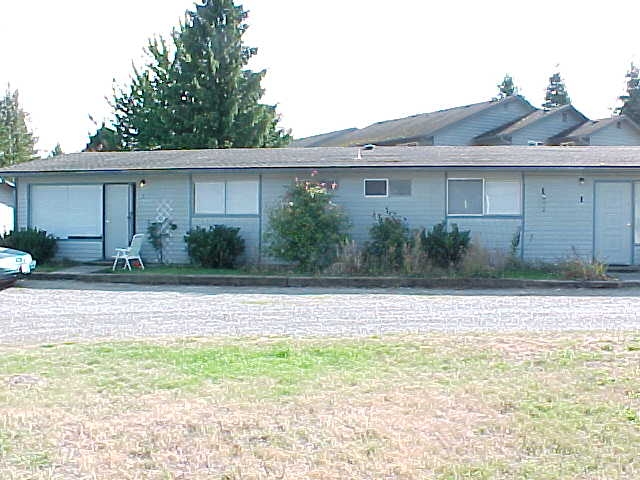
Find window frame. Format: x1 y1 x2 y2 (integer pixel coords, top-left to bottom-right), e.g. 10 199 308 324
484 179 522 216
193 181 226 215
193 179 259 216
447 178 485 216
363 178 389 198
447 177 522 217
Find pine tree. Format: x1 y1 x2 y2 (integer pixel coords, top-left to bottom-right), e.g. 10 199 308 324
542 72 571 108
615 63 640 124
97 0 290 151
50 143 63 157
0 86 37 167
84 122 121 151
497 74 517 99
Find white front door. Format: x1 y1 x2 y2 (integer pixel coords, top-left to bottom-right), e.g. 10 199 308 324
594 182 632 265
104 184 133 259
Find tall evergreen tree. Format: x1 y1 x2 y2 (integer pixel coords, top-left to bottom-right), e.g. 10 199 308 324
542 72 571 108
497 74 517 99
0 86 37 167
97 0 290 151
615 63 640 124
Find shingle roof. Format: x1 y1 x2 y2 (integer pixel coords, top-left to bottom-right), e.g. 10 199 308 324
3 146 640 174
475 105 587 142
305 96 534 147
289 128 358 148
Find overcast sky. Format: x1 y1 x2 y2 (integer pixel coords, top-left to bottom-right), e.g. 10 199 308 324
1 0 639 155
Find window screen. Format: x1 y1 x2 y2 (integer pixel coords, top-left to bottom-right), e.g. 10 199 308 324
194 182 225 214
485 181 521 215
448 179 483 215
194 179 259 215
389 180 412 196
31 185 103 238
364 179 388 197
226 180 259 214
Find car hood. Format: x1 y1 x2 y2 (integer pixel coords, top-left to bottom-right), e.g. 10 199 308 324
0 247 31 258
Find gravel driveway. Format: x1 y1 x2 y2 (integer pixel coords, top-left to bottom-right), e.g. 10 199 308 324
3 279 640 344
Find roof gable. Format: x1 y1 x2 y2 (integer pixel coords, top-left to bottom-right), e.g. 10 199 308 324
475 105 588 144
553 115 640 144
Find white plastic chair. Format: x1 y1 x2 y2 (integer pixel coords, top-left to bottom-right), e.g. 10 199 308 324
112 234 145 271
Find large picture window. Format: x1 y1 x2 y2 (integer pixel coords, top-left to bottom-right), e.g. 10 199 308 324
30 185 103 238
194 179 259 215
448 178 521 216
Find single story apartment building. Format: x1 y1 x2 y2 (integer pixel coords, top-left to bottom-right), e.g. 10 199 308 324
2 145 640 265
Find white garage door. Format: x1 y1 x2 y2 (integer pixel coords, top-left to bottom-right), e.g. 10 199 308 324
30 185 103 238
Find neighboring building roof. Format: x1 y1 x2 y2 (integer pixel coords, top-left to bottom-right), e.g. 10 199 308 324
305 95 534 147
3 146 640 174
289 128 358 148
556 115 640 140
475 105 588 143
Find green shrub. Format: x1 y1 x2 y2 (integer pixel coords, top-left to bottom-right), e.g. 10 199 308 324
364 209 411 272
421 221 470 269
184 225 245 268
266 180 350 271
0 228 57 264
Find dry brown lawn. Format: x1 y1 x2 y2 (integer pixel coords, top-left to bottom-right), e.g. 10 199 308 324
1 332 639 479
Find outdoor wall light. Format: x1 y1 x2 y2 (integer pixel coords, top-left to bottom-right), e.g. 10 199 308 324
139 179 146 188
579 177 585 185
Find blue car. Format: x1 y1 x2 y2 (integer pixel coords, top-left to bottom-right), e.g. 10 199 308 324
0 247 36 274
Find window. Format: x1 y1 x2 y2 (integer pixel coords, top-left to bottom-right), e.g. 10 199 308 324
448 179 483 215
485 181 521 215
30 185 103 238
194 182 225 214
194 180 258 215
364 179 388 197
448 178 521 216
389 180 412 196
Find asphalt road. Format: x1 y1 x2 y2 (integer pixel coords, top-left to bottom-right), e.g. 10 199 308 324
2 279 640 344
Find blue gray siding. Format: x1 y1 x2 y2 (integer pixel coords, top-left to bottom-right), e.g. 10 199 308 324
190 172 262 263
510 110 584 145
16 167 640 267
522 174 594 262
17 172 191 263
0 184 13 207
589 121 640 145
434 100 534 145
